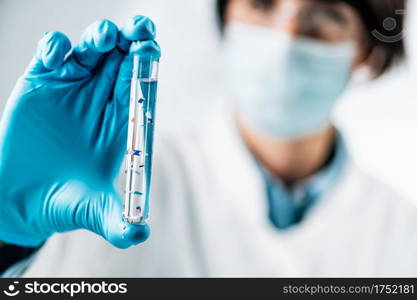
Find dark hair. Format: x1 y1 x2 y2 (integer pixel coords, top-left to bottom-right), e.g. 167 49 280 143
216 0 405 76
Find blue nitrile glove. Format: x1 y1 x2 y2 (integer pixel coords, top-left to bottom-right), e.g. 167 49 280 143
0 16 161 249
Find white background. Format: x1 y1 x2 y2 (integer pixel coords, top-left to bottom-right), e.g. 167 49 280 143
0 0 416 202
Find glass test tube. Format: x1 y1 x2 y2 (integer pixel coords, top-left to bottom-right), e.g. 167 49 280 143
123 54 159 225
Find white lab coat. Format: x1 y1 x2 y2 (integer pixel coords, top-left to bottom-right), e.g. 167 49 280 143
23 105 417 277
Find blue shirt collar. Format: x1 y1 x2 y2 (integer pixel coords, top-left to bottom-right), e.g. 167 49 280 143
258 133 348 229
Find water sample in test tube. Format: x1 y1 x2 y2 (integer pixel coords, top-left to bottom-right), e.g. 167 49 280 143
123 54 159 225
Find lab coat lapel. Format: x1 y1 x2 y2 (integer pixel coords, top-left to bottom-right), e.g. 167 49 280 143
196 104 302 276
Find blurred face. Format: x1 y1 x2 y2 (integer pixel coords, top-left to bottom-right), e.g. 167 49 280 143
223 0 370 140
226 0 369 67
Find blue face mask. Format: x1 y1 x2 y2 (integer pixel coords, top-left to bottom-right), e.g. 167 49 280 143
224 22 356 140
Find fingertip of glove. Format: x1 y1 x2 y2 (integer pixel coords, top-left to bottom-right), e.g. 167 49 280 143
130 40 161 59
38 31 71 70
123 223 151 247
110 224 150 249
90 19 119 53
121 15 156 41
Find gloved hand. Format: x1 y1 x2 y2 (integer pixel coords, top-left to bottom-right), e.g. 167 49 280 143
0 16 161 249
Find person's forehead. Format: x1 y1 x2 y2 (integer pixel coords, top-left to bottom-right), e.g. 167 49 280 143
244 0 354 15
245 0 357 21
249 0 346 7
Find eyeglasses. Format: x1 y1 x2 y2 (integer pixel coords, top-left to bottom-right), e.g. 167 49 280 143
259 0 355 42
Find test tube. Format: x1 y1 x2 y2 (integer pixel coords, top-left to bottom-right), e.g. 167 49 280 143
123 54 159 225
